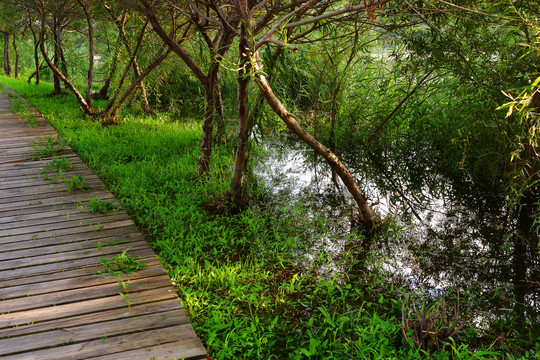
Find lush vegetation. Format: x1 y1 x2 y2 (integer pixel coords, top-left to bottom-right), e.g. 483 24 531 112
1 74 537 358
1 0 540 358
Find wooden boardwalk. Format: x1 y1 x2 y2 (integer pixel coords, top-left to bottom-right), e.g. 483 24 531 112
0 88 207 360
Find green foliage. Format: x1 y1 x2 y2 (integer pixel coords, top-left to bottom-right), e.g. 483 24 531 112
87 197 120 214
45 156 74 173
30 136 66 160
98 248 146 276
1 57 534 360
63 174 90 192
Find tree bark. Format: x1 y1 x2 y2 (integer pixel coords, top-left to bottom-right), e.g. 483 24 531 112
107 8 154 115
39 2 93 115
230 23 251 199
253 52 376 228
27 64 48 83
11 34 18 79
198 80 216 175
214 72 226 141
2 32 11 76
78 0 94 107
52 16 62 94
29 26 41 84
98 30 122 98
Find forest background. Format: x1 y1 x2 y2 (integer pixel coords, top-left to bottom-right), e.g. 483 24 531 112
1 0 539 358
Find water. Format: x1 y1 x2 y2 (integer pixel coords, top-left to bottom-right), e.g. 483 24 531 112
253 133 540 330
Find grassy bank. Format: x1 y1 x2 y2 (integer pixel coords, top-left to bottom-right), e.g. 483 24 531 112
1 75 535 359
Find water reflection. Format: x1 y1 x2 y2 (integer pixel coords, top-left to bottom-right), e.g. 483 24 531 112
253 133 540 330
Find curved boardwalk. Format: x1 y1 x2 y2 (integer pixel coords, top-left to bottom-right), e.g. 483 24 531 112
0 88 207 360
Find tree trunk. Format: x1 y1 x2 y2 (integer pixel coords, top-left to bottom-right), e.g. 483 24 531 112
52 17 62 94
98 31 122 98
249 47 282 121
132 60 153 114
27 65 47 84
115 18 153 114
214 72 226 141
79 0 94 107
3 32 11 76
253 53 376 228
230 24 251 200
29 25 41 84
40 7 93 116
32 42 41 84
11 34 18 79
198 81 216 175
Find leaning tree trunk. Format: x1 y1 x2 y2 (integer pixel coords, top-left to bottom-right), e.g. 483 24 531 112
253 53 376 228
40 7 93 116
2 32 11 76
116 19 153 115
230 24 251 200
98 31 122 98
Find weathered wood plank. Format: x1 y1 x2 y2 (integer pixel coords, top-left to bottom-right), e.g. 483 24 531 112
0 297 179 338
0 310 188 356
0 324 202 360
0 287 178 329
1 262 165 299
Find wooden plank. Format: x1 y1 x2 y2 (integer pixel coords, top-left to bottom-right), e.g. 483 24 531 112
0 287 179 328
0 205 123 229
0 275 173 313
0 204 121 224
86 339 208 360
0 245 154 281
0 324 202 360
0 190 114 213
0 194 115 218
1 262 165 299
0 310 188 356
0 297 179 338
0 219 135 245
0 212 130 237
0 255 157 288
0 236 140 262
0 230 141 253
0 239 148 271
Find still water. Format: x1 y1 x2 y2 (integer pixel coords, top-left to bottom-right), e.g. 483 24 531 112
253 133 540 330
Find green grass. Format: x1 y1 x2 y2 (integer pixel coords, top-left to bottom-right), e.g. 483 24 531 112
1 75 536 359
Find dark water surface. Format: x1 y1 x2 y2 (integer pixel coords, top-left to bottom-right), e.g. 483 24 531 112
253 134 540 331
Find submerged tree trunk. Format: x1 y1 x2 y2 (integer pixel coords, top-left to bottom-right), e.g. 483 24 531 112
2 32 11 76
230 24 251 200
253 53 376 228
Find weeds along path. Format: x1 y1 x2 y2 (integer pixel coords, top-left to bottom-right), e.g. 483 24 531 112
0 86 207 360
